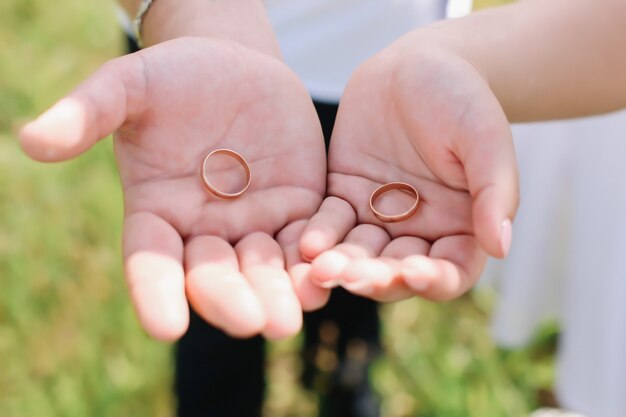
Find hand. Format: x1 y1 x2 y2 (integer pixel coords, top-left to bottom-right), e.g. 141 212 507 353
20 37 327 340
299 44 519 302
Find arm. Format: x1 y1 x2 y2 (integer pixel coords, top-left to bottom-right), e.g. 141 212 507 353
119 0 280 56
407 0 626 121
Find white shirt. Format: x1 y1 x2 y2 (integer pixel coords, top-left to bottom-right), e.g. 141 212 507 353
266 0 453 102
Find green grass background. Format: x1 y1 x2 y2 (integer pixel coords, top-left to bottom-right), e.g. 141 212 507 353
0 0 554 416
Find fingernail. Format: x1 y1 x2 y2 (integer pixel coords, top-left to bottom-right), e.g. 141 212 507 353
401 258 432 292
500 218 512 257
301 229 330 261
310 251 349 288
409 278 429 292
45 148 59 159
319 280 340 289
341 280 375 296
402 273 429 292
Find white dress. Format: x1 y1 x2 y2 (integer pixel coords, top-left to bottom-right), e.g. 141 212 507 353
483 111 626 417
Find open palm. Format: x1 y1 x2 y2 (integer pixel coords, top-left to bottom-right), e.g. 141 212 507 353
301 47 519 302
20 37 326 340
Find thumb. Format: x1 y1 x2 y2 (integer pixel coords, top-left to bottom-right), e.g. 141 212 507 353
458 94 519 259
19 53 146 162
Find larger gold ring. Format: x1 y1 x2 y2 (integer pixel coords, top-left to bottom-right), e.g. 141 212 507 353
200 148 251 199
369 182 419 223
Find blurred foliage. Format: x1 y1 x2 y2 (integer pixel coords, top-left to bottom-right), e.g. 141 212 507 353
0 1 172 417
265 292 557 417
1 0 554 416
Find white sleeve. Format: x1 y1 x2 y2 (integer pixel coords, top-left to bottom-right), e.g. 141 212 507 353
446 0 473 18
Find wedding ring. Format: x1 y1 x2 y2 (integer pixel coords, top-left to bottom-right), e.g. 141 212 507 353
369 182 419 223
200 148 251 199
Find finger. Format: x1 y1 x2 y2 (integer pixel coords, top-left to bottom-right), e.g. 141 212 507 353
277 221 330 312
19 54 145 162
456 92 519 258
185 235 265 338
340 236 430 301
401 235 487 301
381 236 431 258
325 173 473 242
235 232 303 340
123 212 189 341
309 224 390 288
299 197 357 261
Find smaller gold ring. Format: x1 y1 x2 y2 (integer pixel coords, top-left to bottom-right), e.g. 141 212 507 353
369 182 419 223
201 148 251 199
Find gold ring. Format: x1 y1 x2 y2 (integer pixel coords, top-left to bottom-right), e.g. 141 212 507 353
200 148 251 199
369 182 419 223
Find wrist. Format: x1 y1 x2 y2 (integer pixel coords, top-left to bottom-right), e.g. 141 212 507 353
140 0 281 58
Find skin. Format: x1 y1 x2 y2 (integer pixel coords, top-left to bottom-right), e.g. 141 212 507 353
299 0 626 303
426 0 626 121
19 0 626 337
301 46 517 302
19 31 328 340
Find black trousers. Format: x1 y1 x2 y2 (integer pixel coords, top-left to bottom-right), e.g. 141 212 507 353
126 36 381 417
